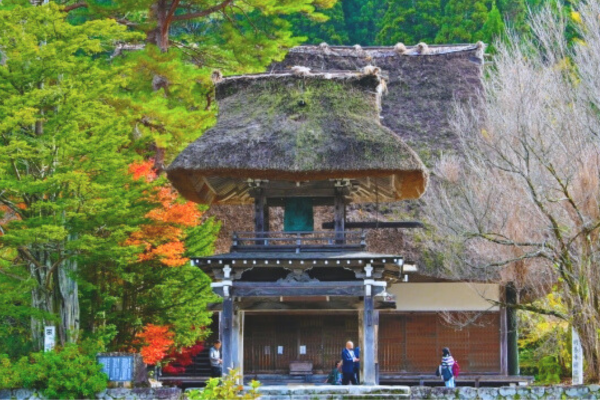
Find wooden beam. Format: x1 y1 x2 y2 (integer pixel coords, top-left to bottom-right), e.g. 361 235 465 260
212 281 386 297
254 188 267 233
334 188 345 243
207 296 395 311
267 197 334 207
235 298 362 310
322 221 425 229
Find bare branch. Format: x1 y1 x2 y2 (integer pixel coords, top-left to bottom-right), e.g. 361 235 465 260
171 0 233 22
63 2 88 12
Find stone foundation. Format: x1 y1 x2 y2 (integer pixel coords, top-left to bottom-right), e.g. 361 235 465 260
0 387 182 400
1 384 600 400
407 384 600 400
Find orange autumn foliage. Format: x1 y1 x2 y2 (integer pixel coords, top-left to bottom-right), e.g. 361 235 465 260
126 161 203 267
129 160 158 182
136 324 175 365
0 205 21 235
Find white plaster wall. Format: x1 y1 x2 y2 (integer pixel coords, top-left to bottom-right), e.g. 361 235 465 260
387 282 500 311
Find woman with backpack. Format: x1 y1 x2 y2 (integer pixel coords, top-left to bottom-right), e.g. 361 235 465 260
436 347 459 388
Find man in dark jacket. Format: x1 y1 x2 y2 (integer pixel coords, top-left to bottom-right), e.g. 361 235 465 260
341 341 359 385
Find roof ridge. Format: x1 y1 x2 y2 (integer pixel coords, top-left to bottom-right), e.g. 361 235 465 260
218 66 386 84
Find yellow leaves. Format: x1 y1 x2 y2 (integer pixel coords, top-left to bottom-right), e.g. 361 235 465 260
571 11 582 25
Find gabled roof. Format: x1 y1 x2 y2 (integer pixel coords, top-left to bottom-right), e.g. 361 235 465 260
167 69 428 205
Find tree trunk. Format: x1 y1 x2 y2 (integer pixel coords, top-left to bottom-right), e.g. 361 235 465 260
57 258 80 344
148 1 170 52
28 249 80 350
30 277 54 351
573 308 600 382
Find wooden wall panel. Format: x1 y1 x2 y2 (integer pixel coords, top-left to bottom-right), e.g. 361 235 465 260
244 312 501 375
467 313 502 372
405 314 438 372
244 314 357 374
379 312 502 374
378 314 405 373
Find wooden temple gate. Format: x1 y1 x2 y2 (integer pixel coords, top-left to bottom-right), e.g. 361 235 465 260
166 55 515 385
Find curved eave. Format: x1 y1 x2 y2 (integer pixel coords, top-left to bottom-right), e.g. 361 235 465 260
167 169 428 205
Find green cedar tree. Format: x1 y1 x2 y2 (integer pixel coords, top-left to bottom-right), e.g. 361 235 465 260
0 2 147 349
376 0 442 45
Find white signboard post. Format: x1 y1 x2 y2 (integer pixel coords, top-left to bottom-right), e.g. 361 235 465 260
572 327 584 385
44 326 56 352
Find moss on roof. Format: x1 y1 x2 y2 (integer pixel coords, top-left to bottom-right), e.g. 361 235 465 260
167 71 428 204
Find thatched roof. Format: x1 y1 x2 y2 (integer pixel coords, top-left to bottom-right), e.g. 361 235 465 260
167 69 428 205
269 43 485 159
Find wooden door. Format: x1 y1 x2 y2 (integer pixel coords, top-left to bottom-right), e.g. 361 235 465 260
244 314 357 374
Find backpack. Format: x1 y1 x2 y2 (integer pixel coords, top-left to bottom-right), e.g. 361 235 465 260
441 365 453 381
452 361 460 378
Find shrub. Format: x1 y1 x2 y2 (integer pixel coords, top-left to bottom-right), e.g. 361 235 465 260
187 369 260 400
537 356 562 384
0 344 108 399
0 354 23 390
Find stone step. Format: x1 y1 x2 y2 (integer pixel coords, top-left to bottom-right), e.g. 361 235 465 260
258 395 408 400
254 385 410 400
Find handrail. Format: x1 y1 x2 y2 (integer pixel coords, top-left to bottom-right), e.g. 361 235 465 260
231 230 367 253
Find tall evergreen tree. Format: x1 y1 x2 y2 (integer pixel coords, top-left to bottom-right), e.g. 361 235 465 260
287 2 350 45
0 2 146 348
435 0 493 43
480 2 506 46
342 0 388 45
497 0 527 34
56 0 336 169
376 0 442 45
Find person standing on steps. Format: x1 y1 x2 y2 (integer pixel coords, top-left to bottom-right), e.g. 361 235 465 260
341 341 359 385
437 347 456 388
209 340 223 378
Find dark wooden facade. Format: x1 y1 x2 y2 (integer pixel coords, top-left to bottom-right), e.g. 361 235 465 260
244 313 358 374
243 312 502 376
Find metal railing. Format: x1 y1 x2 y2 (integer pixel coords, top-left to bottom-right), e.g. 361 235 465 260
231 230 366 253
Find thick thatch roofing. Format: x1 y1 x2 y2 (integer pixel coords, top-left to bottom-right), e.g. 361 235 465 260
167 69 428 205
270 43 485 158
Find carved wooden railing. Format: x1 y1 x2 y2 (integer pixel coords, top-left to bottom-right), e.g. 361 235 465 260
231 230 366 253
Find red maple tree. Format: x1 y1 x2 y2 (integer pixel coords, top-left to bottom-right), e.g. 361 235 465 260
126 160 203 267
162 342 205 374
136 324 175 365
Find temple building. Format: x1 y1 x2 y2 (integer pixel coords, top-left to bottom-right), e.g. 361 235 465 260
166 43 526 386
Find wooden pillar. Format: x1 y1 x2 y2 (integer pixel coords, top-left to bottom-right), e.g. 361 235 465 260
231 311 244 382
358 309 364 382
254 189 267 233
362 292 377 385
506 284 520 375
220 297 234 374
500 306 508 375
334 188 345 243
374 310 379 384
